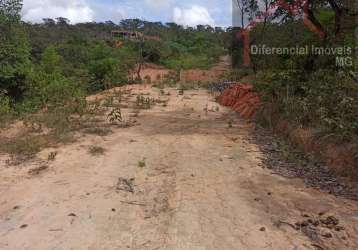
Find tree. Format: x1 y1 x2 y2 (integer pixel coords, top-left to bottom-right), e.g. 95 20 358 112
56 17 70 26
0 0 22 18
42 18 56 26
235 0 259 28
41 46 63 74
0 0 31 101
120 19 144 30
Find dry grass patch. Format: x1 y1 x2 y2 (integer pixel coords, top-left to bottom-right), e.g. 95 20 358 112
0 136 45 157
88 146 106 156
83 127 112 136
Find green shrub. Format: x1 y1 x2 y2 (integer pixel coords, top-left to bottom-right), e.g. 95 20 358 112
88 58 124 92
26 69 86 113
86 42 131 93
0 93 11 115
0 0 31 102
255 69 358 141
41 46 63 74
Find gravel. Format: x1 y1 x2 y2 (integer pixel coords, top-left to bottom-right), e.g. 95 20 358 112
251 126 358 201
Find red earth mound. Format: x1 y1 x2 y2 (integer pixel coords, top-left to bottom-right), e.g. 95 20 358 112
216 83 261 119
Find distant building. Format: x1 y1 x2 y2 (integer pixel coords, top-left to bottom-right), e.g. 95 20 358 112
111 30 144 41
111 30 161 42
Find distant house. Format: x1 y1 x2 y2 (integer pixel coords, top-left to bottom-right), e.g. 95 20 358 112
111 30 144 41
111 30 161 42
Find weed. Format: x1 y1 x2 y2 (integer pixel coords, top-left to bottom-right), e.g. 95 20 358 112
228 119 234 128
103 96 114 107
88 146 105 156
48 152 57 161
84 127 112 136
137 158 146 168
87 103 101 115
23 119 43 133
0 136 44 157
116 177 135 193
107 108 123 124
163 71 180 86
28 165 49 175
136 95 154 109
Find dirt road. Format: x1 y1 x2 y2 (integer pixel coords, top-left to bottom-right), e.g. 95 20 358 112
0 86 358 250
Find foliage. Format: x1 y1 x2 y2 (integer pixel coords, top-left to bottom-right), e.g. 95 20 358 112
137 158 146 168
256 69 358 141
107 108 123 124
231 1 358 142
0 92 11 115
86 42 136 93
25 48 86 114
136 95 154 109
40 46 63 74
0 0 229 140
0 0 31 102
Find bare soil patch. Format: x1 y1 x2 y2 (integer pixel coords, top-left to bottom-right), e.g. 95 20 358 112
0 85 357 250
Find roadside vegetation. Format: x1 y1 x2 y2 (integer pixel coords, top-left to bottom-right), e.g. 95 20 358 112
0 0 228 119
231 0 357 143
0 0 229 159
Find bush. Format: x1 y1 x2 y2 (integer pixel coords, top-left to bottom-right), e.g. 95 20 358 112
255 69 358 141
86 42 131 93
87 58 124 92
0 0 31 102
41 46 63 74
20 46 86 114
0 92 11 115
26 70 86 113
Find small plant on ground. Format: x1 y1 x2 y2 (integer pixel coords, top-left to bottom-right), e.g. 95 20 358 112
137 158 146 168
0 136 44 158
103 96 114 107
88 146 105 156
87 103 101 115
136 95 154 109
84 127 112 136
228 119 234 128
23 119 43 133
107 108 123 124
48 152 57 161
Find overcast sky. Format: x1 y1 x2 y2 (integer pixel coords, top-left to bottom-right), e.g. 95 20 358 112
21 0 232 27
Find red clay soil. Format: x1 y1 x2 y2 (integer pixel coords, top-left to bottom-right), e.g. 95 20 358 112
275 120 358 180
180 69 224 83
216 83 261 119
216 83 358 181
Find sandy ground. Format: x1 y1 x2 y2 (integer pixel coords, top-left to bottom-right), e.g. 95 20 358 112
0 86 358 250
